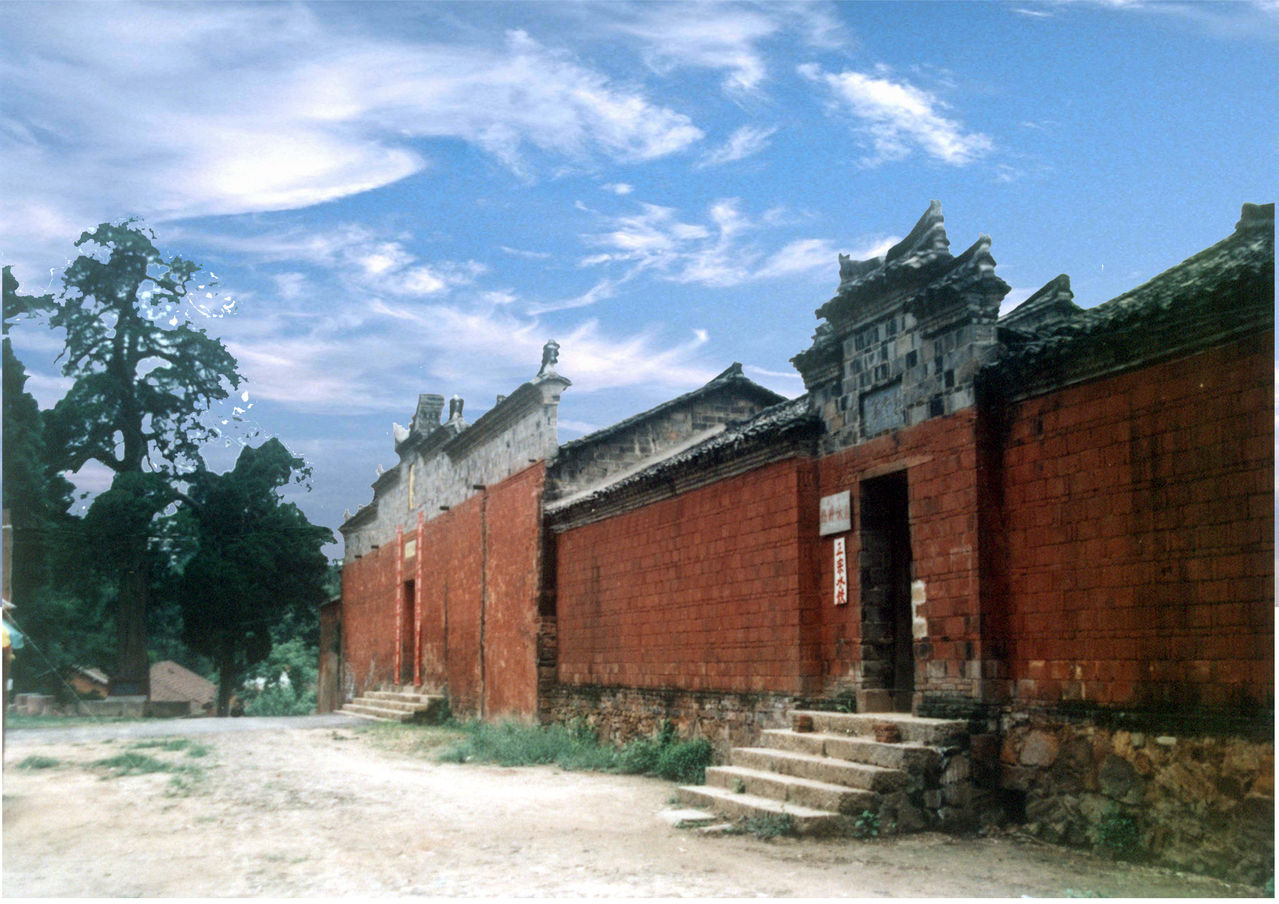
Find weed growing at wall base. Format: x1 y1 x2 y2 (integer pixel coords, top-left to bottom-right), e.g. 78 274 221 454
435 719 713 783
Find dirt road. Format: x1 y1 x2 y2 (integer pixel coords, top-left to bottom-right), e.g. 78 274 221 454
1 718 1263 897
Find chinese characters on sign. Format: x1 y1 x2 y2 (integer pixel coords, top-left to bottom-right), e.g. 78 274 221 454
833 537 848 606
819 490 851 536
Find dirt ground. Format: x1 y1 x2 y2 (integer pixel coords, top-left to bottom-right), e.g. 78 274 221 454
1 718 1265 898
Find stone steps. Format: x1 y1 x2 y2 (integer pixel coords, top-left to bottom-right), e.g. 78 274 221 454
677 784 850 836
705 765 878 815
340 686 446 724
672 709 974 837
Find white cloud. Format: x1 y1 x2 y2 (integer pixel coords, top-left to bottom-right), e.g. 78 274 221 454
574 198 883 294
999 287 1038 317
0 5 704 259
189 224 485 300
596 2 850 95
194 221 721 412
603 183 635 195
800 64 993 166
698 125 778 168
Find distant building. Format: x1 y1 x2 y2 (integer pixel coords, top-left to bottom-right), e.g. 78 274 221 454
149 661 216 716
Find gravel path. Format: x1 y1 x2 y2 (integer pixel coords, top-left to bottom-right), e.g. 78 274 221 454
2 718 1263 898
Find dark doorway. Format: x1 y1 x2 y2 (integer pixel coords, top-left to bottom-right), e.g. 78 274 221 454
859 472 914 712
400 580 415 686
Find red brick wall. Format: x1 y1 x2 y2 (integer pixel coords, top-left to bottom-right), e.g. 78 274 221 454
554 458 821 694
815 411 985 701
341 463 547 718
339 541 399 693
481 464 547 718
998 331 1274 709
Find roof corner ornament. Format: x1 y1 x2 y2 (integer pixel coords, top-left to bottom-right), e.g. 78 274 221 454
537 339 560 377
448 394 464 422
392 422 410 445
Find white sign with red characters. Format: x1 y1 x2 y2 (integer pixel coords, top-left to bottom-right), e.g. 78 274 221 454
819 490 851 536
833 537 849 606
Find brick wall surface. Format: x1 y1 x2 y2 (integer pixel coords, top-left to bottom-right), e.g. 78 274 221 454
815 410 985 702
554 458 820 694
341 463 546 718
481 463 546 719
996 330 1274 709
339 542 399 693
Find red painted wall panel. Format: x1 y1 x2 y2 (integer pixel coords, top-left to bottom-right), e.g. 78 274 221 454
998 331 1274 708
554 459 819 694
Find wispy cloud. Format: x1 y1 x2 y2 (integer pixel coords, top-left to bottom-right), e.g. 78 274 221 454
189 221 720 412
0 4 704 261
698 125 779 168
800 64 993 166
593 1 850 96
573 198 893 295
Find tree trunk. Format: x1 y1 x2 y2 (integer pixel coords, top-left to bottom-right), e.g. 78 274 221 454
216 656 239 718
111 546 150 698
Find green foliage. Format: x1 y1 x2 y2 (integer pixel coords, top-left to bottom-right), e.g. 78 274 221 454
177 441 332 715
436 719 715 784
92 751 190 776
16 755 61 770
44 221 241 477
652 739 713 784
129 737 192 751
239 638 319 716
852 809 881 840
1095 809 1140 859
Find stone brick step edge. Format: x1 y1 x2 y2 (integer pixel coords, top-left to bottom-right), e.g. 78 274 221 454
790 710 968 746
358 693 445 711
706 764 878 815
731 746 909 793
677 784 851 836
761 728 943 771
339 703 418 722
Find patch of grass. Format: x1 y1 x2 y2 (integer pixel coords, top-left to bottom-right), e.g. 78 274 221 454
435 718 715 785
652 739 713 784
92 751 198 777
164 769 207 797
130 737 192 752
16 755 62 770
185 743 212 758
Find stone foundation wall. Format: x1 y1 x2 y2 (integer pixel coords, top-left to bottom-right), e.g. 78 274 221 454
998 712 1274 885
540 684 800 754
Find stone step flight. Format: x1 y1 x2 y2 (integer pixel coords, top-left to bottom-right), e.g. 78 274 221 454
676 709 976 836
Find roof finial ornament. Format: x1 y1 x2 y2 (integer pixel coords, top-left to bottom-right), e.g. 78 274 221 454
538 339 560 377
448 394 464 421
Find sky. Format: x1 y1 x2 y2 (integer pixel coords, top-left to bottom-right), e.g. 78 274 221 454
2 0 1275 559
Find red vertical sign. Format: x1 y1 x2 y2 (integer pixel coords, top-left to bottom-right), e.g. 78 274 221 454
833 537 848 606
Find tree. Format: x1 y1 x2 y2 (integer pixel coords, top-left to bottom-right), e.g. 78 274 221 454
177 439 333 716
40 223 241 695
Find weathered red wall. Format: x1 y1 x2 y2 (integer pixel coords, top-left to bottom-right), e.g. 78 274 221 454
997 331 1274 709
554 458 821 694
815 411 985 701
341 463 546 718
481 464 547 718
339 541 399 693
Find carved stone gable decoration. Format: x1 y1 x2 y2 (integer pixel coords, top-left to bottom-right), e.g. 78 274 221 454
792 201 1010 453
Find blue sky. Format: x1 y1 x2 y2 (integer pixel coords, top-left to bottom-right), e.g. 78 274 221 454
2 0 1275 558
